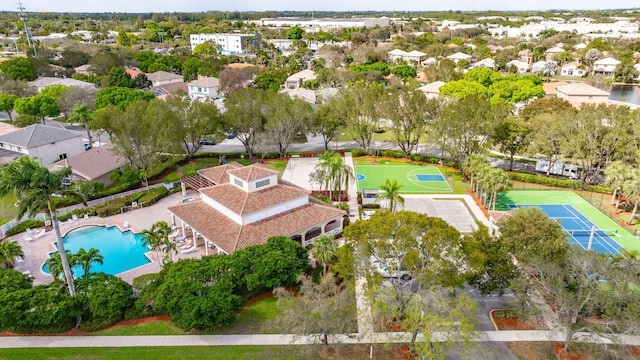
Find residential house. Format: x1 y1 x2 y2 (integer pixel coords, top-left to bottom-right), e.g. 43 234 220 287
531 60 556 74
280 87 316 104
573 43 588 50
48 143 127 186
0 124 84 166
73 64 92 75
285 69 316 90
188 76 222 100
555 83 610 105
446 52 474 64
418 81 446 99
560 62 587 77
28 77 95 92
545 47 565 61
506 60 531 73
518 49 533 64
403 50 427 64
592 57 621 78
421 57 438 67
126 68 143 79
146 71 183 87
169 162 346 255
471 58 496 70
388 49 408 63
151 82 188 100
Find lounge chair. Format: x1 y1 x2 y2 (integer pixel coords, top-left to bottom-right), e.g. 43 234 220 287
22 232 34 242
180 240 193 250
83 214 89 221
173 235 187 243
181 245 198 254
72 214 79 222
31 228 46 239
122 221 130 229
168 229 180 239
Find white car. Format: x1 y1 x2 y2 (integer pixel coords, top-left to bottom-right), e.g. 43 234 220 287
371 257 412 280
362 210 376 220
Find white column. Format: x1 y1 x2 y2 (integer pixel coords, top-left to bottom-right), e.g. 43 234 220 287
181 182 186 196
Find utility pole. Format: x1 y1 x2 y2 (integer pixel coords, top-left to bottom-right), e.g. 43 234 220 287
17 2 37 56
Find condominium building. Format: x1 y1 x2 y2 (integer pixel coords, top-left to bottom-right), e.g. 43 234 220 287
189 33 261 55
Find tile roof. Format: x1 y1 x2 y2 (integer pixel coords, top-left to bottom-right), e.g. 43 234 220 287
168 199 345 253
28 77 95 89
48 143 126 181
228 165 278 182
189 76 220 88
556 83 610 96
146 70 183 82
198 162 244 184
199 183 309 216
0 124 82 148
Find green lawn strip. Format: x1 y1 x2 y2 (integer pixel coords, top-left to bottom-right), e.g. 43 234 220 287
0 346 304 360
353 157 412 166
264 160 288 173
0 193 17 221
211 296 282 335
497 190 640 253
355 165 452 193
90 321 188 336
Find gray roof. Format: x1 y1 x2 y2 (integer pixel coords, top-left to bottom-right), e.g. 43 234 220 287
0 124 82 148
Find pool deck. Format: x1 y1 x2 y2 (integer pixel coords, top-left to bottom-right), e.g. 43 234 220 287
9 190 205 286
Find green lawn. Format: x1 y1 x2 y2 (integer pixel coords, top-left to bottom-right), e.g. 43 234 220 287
211 296 283 334
355 164 452 193
91 321 188 336
0 346 306 360
0 193 17 221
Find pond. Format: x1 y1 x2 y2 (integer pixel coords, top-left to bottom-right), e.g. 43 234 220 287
608 84 640 106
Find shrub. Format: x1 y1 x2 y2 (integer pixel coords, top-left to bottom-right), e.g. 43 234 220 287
351 149 369 157
362 203 381 209
6 220 45 236
138 187 169 205
379 149 404 158
508 172 612 193
132 273 159 290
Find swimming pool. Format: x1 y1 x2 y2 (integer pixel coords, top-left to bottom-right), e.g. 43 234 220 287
43 225 151 276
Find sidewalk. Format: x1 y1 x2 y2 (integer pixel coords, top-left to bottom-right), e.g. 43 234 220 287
2 331 639 348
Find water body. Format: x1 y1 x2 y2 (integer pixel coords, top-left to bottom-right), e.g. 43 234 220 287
608 84 640 106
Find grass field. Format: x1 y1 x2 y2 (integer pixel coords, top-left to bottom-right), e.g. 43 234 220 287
355 165 452 193
496 190 640 253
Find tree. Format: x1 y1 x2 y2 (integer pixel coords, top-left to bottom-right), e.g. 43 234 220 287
439 79 489 99
310 97 343 150
497 206 569 268
57 86 96 122
377 179 405 213
14 94 59 125
490 117 533 171
542 61 558 80
45 253 66 282
529 111 573 176
69 104 95 143
311 234 338 276
274 274 355 348
132 51 159 73
253 71 285 92
390 64 416 80
604 161 635 213
0 240 24 269
107 67 134 88
264 93 314 158
520 97 575 120
339 82 384 151
0 157 86 296
76 272 133 327
0 79 37 98
71 248 103 276
0 57 34 80
116 32 136 47
344 211 477 359
94 87 155 110
193 42 221 56
218 67 249 95
88 52 124 76
165 94 222 159
182 57 203 82
0 94 19 122
615 50 638 84
584 48 600 70
141 221 177 268
57 49 90 69
286 26 304 40
132 73 152 89
222 88 269 158
309 151 355 202
433 95 507 169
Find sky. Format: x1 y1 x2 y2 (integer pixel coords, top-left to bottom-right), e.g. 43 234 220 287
4 0 640 13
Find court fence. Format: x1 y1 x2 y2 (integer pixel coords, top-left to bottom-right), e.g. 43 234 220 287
574 189 640 238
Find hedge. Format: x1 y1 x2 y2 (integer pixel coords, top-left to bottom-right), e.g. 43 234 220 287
5 220 45 236
507 172 613 194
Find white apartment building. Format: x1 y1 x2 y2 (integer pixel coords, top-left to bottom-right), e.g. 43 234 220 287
190 33 261 55
258 17 390 32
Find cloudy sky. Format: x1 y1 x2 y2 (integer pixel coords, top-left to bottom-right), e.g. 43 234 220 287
4 1 639 13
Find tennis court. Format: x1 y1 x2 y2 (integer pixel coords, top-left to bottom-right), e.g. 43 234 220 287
508 204 622 255
355 165 452 193
497 190 640 255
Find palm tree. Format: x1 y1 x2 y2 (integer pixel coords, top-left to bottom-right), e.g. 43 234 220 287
311 234 338 276
623 169 640 224
463 155 489 191
72 248 104 276
0 157 86 296
377 178 404 213
45 253 67 283
489 169 512 211
70 104 95 144
141 221 175 269
0 240 24 269
310 152 355 202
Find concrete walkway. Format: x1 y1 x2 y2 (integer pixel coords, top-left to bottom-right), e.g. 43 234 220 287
2 331 640 348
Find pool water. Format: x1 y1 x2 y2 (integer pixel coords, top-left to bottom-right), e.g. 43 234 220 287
43 225 151 276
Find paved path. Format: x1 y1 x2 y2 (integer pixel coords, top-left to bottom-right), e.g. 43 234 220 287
2 331 639 348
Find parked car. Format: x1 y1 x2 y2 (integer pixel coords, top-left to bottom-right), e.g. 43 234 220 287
83 142 92 151
371 257 412 280
225 130 236 139
199 139 216 146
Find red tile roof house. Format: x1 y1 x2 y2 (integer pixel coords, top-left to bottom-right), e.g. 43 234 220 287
169 162 346 256
48 143 127 186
